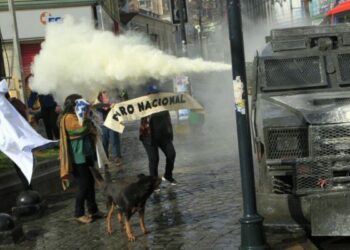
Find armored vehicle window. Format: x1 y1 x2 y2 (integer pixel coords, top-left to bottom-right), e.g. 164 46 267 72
262 56 325 91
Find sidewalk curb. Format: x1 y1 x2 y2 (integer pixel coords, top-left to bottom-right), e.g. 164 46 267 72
0 159 61 212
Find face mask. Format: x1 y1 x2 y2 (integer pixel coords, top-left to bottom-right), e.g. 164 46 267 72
75 98 90 125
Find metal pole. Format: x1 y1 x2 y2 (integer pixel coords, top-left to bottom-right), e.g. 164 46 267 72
0 34 5 79
178 0 187 56
198 0 203 58
226 0 269 249
303 0 311 24
289 0 294 25
8 0 26 104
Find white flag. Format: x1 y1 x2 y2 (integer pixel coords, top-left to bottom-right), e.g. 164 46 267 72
0 79 55 183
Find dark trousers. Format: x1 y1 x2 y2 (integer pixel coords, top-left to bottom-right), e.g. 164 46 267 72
41 107 59 140
72 159 98 217
142 140 176 179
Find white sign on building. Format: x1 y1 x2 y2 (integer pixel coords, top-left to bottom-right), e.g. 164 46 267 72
0 6 94 40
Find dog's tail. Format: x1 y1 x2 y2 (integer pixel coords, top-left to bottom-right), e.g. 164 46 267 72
89 167 106 189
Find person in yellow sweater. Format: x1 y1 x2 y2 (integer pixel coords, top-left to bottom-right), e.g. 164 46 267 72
59 94 103 224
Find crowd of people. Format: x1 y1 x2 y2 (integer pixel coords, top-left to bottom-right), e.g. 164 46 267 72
7 78 178 224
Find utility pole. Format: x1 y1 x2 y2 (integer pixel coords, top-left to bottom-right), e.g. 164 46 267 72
178 0 187 56
8 0 26 104
226 0 269 249
197 0 203 58
303 0 311 24
0 34 5 79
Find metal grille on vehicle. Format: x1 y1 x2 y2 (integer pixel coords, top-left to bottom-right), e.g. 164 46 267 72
295 157 331 194
266 127 308 159
338 53 350 82
295 156 350 194
294 123 350 194
335 98 350 106
310 123 350 157
264 56 322 88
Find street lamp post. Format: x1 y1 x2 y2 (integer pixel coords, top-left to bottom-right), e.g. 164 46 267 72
178 0 187 56
197 0 203 58
7 0 46 220
8 0 26 104
0 35 5 79
226 0 269 249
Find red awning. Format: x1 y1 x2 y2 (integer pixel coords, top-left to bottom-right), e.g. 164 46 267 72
326 0 350 16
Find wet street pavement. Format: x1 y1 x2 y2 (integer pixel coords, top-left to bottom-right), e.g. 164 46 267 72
3 117 242 250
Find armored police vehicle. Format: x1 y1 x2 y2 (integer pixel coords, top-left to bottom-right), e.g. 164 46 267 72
251 24 350 236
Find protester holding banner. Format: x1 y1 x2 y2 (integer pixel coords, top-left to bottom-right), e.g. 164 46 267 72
139 85 177 187
95 90 122 166
59 94 102 224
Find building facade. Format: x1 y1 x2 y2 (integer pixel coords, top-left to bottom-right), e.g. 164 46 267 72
0 0 120 98
128 9 177 54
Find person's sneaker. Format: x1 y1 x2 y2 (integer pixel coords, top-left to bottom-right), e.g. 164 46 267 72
154 188 161 192
76 215 92 224
162 176 177 186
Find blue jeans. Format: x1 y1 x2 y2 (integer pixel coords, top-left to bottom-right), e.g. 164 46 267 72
101 126 121 159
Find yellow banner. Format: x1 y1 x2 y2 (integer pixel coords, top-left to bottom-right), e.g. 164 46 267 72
104 92 204 133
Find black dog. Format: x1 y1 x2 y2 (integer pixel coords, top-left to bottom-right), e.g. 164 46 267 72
89 167 161 241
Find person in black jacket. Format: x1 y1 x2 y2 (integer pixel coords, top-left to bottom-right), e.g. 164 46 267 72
25 74 60 140
139 85 177 186
28 93 60 140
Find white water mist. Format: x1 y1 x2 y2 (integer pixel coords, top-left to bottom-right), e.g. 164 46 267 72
30 16 230 101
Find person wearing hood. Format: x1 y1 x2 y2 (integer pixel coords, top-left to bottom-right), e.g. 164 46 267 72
59 94 103 224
